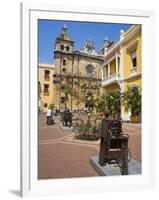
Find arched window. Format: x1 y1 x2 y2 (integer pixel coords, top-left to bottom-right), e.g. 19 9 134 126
66 46 70 51
63 59 66 66
60 44 64 50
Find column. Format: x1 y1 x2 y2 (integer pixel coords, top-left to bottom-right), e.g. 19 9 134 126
115 53 118 74
103 66 106 80
108 63 110 77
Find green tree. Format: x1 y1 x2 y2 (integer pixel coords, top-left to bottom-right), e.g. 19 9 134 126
105 91 121 119
94 93 107 113
122 86 141 117
49 103 55 109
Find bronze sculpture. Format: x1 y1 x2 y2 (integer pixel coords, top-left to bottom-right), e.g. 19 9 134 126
62 109 73 127
98 113 129 175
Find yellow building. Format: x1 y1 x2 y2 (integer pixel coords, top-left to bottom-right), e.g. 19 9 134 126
102 25 142 120
38 63 55 112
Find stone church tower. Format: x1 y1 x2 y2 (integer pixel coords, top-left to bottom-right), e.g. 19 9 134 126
54 24 74 74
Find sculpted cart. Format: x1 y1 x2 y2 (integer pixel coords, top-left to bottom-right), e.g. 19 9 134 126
99 119 129 175
62 109 73 127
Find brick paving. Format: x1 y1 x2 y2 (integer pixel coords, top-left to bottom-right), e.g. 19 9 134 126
38 113 141 179
38 143 98 179
123 123 141 162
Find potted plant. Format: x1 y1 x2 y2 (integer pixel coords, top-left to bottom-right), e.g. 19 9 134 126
122 86 141 123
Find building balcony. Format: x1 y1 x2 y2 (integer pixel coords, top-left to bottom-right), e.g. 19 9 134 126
102 73 119 87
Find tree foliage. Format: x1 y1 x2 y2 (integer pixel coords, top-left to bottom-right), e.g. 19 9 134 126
122 86 141 116
104 91 121 119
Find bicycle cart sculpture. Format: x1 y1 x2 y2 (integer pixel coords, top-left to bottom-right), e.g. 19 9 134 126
62 109 73 127
99 118 129 175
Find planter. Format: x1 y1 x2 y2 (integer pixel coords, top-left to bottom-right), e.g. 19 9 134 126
130 115 141 123
75 134 99 141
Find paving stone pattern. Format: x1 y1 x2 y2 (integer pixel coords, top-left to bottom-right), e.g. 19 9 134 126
38 113 141 179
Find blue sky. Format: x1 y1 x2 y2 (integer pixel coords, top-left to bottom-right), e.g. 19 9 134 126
38 20 131 64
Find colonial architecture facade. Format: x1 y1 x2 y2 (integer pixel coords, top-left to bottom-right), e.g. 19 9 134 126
53 24 104 111
39 24 105 112
38 24 141 118
102 25 142 120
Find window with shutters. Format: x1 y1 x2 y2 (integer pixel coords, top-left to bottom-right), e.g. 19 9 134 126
43 84 49 95
44 70 50 80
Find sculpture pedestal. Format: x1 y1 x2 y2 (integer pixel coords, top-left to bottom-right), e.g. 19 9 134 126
90 155 141 176
59 124 73 131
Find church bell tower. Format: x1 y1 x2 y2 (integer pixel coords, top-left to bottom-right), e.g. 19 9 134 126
53 24 74 111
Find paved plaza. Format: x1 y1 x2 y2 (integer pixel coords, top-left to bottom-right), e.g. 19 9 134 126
38 113 141 179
